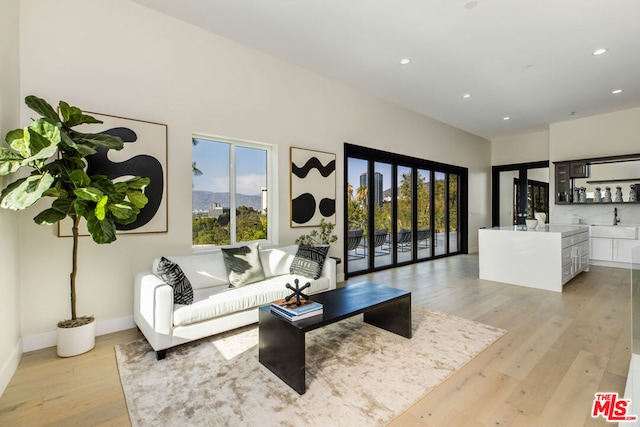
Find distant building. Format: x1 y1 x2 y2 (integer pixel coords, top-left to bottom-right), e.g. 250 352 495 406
209 203 224 219
261 187 267 215
359 172 384 206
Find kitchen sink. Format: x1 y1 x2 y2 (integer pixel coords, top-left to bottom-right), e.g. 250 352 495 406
590 224 637 239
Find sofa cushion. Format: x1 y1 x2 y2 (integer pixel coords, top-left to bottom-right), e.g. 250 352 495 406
173 273 330 327
259 245 297 277
156 257 194 305
221 242 266 287
290 245 330 279
153 253 229 290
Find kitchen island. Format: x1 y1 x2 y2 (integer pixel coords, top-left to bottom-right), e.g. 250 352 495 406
478 224 589 292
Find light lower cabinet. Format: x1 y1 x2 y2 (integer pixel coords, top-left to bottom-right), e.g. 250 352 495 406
590 238 614 261
562 231 589 284
590 237 640 263
614 239 640 264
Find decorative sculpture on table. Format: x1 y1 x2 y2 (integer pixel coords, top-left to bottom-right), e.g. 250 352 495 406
285 278 311 306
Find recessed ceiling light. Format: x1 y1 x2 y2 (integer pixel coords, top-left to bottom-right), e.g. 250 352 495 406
400 58 411 65
592 48 608 56
503 116 511 121
462 93 472 99
612 89 623 94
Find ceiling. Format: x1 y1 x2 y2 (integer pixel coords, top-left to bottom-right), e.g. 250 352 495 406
133 0 640 140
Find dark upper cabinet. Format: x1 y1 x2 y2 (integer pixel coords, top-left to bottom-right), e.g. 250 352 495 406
569 161 589 178
555 162 571 204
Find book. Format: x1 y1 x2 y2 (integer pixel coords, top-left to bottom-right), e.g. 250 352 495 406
270 306 323 321
270 298 323 316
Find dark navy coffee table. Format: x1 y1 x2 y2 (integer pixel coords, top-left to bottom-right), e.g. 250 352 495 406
258 282 412 394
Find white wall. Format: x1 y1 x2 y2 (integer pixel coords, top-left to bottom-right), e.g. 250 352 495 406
16 0 491 344
549 107 640 225
491 130 549 166
0 0 22 397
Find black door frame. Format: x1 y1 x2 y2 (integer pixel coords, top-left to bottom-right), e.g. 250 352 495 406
345 143 468 278
491 160 549 227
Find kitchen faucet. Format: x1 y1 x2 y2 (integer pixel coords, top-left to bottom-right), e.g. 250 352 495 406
614 208 620 225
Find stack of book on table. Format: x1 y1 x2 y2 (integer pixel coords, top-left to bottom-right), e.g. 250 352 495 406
270 298 323 321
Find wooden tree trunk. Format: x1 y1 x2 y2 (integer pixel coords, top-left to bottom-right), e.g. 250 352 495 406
70 215 80 321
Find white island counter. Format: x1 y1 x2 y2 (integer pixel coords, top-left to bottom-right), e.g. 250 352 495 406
478 224 590 292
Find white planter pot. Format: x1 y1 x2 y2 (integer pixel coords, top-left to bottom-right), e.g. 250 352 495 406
525 219 538 230
57 319 96 357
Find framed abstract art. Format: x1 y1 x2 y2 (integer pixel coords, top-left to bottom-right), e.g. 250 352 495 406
58 112 168 237
290 147 336 227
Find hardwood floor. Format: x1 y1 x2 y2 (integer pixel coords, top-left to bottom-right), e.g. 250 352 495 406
0 255 631 426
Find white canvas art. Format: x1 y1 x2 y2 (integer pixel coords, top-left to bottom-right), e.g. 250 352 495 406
290 147 336 227
58 112 168 237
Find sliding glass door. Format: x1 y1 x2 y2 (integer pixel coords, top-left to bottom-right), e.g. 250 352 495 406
345 144 468 278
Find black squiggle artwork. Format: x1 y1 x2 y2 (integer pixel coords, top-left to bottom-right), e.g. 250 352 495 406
85 127 164 230
291 157 336 178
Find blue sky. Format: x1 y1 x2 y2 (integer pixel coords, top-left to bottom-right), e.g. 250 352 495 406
192 139 266 195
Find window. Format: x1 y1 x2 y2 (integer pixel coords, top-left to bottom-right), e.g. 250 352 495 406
192 135 274 248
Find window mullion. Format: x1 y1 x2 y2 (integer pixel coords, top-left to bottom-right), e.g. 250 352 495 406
229 144 237 244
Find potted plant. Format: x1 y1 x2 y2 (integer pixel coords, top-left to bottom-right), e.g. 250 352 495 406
0 96 150 357
295 218 338 246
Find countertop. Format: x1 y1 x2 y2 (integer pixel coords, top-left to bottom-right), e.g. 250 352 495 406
483 224 589 237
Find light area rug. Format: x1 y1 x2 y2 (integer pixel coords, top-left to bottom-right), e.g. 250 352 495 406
116 306 505 427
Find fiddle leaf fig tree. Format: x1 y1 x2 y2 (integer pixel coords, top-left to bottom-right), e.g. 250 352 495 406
0 96 150 327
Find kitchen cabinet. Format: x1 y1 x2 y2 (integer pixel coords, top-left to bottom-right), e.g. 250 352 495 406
589 234 640 265
590 238 614 261
614 239 640 264
479 225 589 292
561 231 590 284
569 161 589 178
555 163 571 204
553 153 640 204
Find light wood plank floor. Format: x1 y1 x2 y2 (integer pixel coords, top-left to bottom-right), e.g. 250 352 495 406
0 255 631 426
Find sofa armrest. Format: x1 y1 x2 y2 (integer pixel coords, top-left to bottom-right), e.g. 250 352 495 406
134 271 174 336
321 256 337 290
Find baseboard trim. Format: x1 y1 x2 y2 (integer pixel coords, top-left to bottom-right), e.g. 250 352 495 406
22 315 135 353
0 339 22 398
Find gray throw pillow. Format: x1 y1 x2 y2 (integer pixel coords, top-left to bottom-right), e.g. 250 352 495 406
156 257 194 305
221 242 266 287
290 245 329 280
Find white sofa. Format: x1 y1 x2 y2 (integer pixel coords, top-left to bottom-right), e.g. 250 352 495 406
134 244 336 359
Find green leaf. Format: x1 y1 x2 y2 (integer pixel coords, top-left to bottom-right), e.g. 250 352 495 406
127 190 148 208
52 198 74 215
73 187 103 202
4 128 24 146
90 175 117 196
95 195 108 220
73 199 90 217
73 133 124 150
69 170 91 188
28 118 61 147
42 187 69 199
9 128 30 157
0 148 24 176
86 213 116 244
125 176 150 190
33 208 66 225
0 173 54 210
25 96 59 122
108 201 137 220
